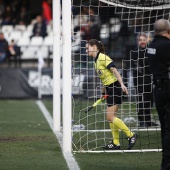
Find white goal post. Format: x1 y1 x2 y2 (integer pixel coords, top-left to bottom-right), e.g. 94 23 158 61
52 0 72 153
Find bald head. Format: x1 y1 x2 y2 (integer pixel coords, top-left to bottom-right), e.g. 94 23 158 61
154 19 170 35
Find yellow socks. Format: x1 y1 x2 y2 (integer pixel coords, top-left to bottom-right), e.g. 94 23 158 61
112 117 133 138
110 122 120 145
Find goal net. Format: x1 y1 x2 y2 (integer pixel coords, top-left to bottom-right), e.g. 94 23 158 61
71 0 170 152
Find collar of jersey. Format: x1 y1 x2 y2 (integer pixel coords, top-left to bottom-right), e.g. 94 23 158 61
95 51 100 63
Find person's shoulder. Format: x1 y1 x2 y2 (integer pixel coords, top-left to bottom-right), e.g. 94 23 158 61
154 35 170 42
150 36 170 47
99 53 110 57
99 53 111 60
97 54 114 67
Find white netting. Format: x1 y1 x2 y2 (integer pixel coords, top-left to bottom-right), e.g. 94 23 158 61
100 0 170 32
71 0 169 152
100 0 170 9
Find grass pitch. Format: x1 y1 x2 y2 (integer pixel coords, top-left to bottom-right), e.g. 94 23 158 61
0 100 68 170
44 99 162 170
0 99 162 170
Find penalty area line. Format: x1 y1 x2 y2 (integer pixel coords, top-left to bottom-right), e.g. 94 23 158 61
36 100 80 170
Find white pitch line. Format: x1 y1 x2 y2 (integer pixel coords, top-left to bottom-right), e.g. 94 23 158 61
36 100 80 170
36 100 53 129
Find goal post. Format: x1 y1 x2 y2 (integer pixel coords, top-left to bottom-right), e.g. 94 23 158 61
62 0 72 153
53 0 72 153
52 0 61 132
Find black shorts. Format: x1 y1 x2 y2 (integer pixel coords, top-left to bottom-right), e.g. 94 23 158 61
105 81 122 107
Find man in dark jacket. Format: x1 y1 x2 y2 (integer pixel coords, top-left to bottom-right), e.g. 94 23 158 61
31 15 47 38
147 19 170 170
131 32 157 127
8 39 20 67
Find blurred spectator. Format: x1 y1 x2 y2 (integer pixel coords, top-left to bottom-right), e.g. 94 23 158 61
15 6 31 25
99 1 116 24
81 18 100 41
20 0 30 9
11 0 20 15
1 5 14 25
0 0 5 21
42 0 52 24
73 7 100 32
80 18 100 67
8 39 20 67
119 21 130 40
30 15 47 39
73 6 89 31
73 7 101 68
133 13 143 32
0 32 8 63
89 8 100 26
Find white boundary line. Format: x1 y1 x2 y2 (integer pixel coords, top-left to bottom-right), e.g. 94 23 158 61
36 100 80 170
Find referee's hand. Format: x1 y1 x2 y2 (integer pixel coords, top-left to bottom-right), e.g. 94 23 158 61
121 84 128 95
100 94 108 100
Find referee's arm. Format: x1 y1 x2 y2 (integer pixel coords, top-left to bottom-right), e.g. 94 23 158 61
110 67 128 95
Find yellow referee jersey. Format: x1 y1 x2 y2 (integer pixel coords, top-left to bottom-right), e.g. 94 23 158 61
94 52 117 86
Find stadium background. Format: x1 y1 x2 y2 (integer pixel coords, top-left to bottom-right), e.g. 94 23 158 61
0 0 140 99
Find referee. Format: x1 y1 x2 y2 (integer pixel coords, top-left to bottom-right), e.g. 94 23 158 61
147 19 170 170
86 39 138 150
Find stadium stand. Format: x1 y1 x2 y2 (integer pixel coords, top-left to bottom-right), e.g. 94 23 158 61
0 0 129 68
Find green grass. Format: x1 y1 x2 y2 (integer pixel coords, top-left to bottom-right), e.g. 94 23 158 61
43 98 162 170
1 99 161 170
0 100 68 170
74 152 162 170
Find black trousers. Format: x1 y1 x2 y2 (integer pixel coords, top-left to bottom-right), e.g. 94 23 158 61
154 80 170 170
134 75 153 124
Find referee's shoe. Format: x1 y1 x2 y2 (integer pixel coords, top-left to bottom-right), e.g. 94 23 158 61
102 141 120 150
127 133 138 150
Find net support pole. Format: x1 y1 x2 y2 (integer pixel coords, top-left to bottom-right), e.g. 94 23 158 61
62 0 72 152
53 0 61 132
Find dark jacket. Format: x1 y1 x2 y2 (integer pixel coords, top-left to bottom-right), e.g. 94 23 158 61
131 46 152 87
147 35 170 81
32 21 47 38
0 39 8 53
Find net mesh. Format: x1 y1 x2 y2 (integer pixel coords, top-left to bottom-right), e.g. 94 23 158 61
71 0 169 152
100 0 170 32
